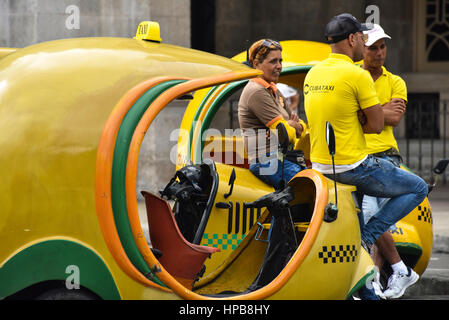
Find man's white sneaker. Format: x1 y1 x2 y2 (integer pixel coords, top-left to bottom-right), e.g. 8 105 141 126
383 267 419 299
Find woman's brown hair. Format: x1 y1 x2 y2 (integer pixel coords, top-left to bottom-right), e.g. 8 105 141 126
248 39 282 67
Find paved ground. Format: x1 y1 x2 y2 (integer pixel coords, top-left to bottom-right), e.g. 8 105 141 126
426 185 449 261
428 185 449 247
402 184 449 299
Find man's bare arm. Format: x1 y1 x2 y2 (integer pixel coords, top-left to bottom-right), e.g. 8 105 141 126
382 98 406 127
359 104 384 134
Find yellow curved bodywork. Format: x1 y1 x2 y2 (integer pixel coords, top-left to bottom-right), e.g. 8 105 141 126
391 197 433 275
0 48 17 59
232 40 332 68
0 36 260 299
193 170 374 299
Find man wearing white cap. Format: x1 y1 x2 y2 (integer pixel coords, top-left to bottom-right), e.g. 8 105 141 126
361 23 419 299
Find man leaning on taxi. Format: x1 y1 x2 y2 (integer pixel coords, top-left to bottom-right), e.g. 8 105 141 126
360 24 419 299
303 13 428 297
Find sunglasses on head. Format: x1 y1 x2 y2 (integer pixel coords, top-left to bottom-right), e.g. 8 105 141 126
252 39 282 61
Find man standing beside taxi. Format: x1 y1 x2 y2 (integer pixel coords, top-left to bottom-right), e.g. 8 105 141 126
361 24 419 299
303 13 428 289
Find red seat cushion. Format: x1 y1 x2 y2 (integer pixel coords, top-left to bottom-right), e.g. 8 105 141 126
142 191 219 280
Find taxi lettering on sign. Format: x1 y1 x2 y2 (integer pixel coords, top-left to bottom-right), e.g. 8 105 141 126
134 21 162 42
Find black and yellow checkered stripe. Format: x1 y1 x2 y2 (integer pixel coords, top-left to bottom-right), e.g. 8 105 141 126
417 205 432 224
318 245 358 264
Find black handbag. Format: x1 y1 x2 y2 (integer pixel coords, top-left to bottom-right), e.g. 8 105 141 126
285 149 306 167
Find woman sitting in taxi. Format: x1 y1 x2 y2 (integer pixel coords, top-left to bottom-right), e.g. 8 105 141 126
238 39 308 188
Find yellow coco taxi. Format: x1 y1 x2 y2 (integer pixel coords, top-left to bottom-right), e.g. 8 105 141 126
0 21 433 300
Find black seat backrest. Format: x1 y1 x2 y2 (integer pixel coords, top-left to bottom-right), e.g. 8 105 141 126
159 158 219 245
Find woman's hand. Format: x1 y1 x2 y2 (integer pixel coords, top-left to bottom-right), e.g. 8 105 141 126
289 112 299 122
288 113 303 138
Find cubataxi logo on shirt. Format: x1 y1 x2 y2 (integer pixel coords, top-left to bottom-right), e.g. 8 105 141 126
304 83 335 95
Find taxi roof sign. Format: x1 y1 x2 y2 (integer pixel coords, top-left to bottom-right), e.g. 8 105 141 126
135 21 162 42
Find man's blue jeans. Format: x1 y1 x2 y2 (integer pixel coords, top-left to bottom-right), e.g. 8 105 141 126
325 155 428 246
362 155 402 232
250 158 304 189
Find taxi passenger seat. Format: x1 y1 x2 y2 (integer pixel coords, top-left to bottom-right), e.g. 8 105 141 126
141 191 220 289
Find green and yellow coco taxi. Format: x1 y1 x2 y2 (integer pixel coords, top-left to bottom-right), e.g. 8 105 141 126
0 22 433 300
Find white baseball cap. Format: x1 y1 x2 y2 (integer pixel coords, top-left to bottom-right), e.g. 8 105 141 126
363 23 391 46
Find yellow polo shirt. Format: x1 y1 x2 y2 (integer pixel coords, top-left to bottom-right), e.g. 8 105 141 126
364 66 407 154
304 53 380 165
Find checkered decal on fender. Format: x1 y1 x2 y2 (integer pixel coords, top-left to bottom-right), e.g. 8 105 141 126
202 233 246 250
417 205 432 224
318 245 358 264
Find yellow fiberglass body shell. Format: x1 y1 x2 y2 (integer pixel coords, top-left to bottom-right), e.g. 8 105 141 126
192 169 375 299
253 177 374 300
0 48 17 59
0 37 259 300
391 197 433 275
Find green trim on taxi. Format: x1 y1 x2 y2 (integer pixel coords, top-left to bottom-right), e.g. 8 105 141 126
111 79 186 287
0 239 120 299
